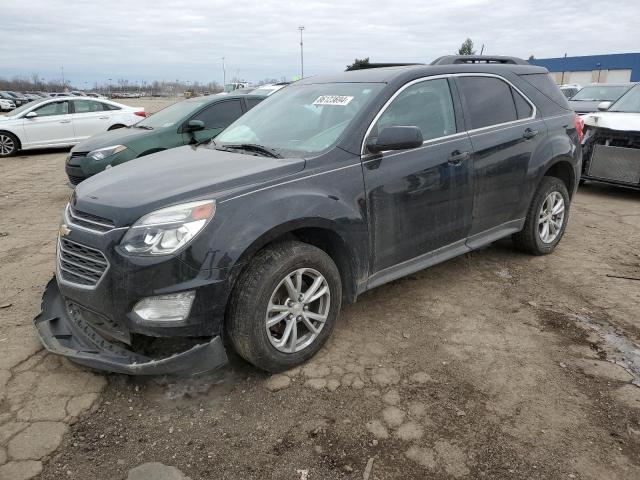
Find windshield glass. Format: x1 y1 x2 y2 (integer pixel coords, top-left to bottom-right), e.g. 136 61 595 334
137 100 207 128
216 82 383 158
571 85 629 101
609 85 640 113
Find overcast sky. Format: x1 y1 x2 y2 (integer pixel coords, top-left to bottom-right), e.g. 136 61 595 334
2 0 639 87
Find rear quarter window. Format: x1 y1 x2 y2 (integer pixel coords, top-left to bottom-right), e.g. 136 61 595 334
518 73 571 110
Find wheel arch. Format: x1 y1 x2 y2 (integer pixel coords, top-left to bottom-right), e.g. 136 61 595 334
234 219 360 304
540 157 576 198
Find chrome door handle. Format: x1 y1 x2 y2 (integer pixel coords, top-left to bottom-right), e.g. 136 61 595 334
448 150 470 165
59 120 71 123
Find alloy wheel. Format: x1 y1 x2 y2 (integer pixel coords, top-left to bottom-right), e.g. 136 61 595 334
265 267 331 353
538 191 565 243
0 134 15 156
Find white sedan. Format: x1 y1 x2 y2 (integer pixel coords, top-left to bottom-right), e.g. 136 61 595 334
0 97 145 157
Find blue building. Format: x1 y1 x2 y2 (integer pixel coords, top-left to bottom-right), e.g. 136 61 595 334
530 53 640 85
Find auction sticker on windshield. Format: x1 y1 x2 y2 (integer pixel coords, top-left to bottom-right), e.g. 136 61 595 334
313 95 354 106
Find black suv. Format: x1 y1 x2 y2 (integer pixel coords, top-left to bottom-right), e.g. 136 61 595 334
35 56 582 375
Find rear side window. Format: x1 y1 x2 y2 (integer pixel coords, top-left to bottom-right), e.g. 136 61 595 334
457 76 517 129
73 100 104 113
519 73 570 110
101 102 120 111
191 100 243 129
511 87 533 119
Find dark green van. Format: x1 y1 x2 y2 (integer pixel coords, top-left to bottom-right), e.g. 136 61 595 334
65 94 266 185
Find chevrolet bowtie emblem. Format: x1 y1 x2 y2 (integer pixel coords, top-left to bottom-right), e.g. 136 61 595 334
59 224 71 237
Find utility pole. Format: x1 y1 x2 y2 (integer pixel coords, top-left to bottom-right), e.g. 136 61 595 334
108 78 112 97
222 57 226 86
298 26 305 78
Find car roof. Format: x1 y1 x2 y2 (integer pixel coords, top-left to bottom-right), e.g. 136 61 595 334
183 93 267 102
297 62 548 85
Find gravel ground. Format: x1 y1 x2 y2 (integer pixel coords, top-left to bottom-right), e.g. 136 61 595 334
1 98 639 479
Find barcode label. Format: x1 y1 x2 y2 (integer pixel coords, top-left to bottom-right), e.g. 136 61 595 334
312 95 354 106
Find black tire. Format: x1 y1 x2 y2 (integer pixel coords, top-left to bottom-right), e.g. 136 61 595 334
0 132 19 157
108 124 125 131
512 176 570 255
226 240 342 372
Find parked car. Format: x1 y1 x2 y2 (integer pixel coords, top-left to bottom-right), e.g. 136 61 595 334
0 98 16 112
34 55 581 375
49 92 69 98
23 93 43 101
568 83 635 114
580 84 640 189
69 91 87 97
249 82 289 96
0 97 145 157
559 83 581 99
1 91 30 107
65 93 266 185
86 93 107 99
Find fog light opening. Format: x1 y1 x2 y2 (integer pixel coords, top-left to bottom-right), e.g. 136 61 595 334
133 291 195 322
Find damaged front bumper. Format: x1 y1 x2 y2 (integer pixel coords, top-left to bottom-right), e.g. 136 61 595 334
34 278 228 375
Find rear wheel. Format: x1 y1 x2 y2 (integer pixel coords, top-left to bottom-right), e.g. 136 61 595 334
0 132 18 157
512 176 570 255
226 241 342 372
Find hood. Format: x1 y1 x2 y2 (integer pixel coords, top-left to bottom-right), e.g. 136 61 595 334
568 100 602 114
74 145 306 226
71 126 156 153
582 111 640 132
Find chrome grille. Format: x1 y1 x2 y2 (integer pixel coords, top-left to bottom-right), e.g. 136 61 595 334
66 204 115 233
58 238 108 287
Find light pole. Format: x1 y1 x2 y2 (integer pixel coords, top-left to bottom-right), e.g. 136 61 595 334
108 78 112 97
222 57 226 86
298 26 305 78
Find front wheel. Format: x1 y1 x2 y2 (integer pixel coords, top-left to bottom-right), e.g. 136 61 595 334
512 176 570 255
0 132 18 157
226 241 342 372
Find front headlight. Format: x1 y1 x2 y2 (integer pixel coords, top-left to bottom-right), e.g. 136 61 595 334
88 145 127 161
120 200 216 256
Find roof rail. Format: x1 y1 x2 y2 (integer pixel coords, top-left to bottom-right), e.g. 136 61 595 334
431 55 528 65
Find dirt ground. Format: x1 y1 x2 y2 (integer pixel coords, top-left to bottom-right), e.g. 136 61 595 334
1 98 640 479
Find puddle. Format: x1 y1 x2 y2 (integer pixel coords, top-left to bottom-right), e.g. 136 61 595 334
575 314 640 386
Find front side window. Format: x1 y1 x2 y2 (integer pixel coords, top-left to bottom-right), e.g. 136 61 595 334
191 100 243 129
34 101 69 117
216 82 384 158
371 78 456 143
458 76 518 129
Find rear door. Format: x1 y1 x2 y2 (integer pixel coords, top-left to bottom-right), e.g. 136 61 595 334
185 99 244 143
70 99 111 141
455 75 547 236
362 77 474 275
22 100 75 147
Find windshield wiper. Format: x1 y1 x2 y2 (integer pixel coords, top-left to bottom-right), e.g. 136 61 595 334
216 143 282 158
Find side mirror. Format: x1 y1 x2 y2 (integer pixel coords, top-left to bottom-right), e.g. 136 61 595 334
597 101 612 111
367 126 424 154
25 111 38 119
186 120 205 132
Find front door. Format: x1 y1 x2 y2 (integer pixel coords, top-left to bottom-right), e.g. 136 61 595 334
22 100 75 147
455 75 546 235
362 77 474 275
